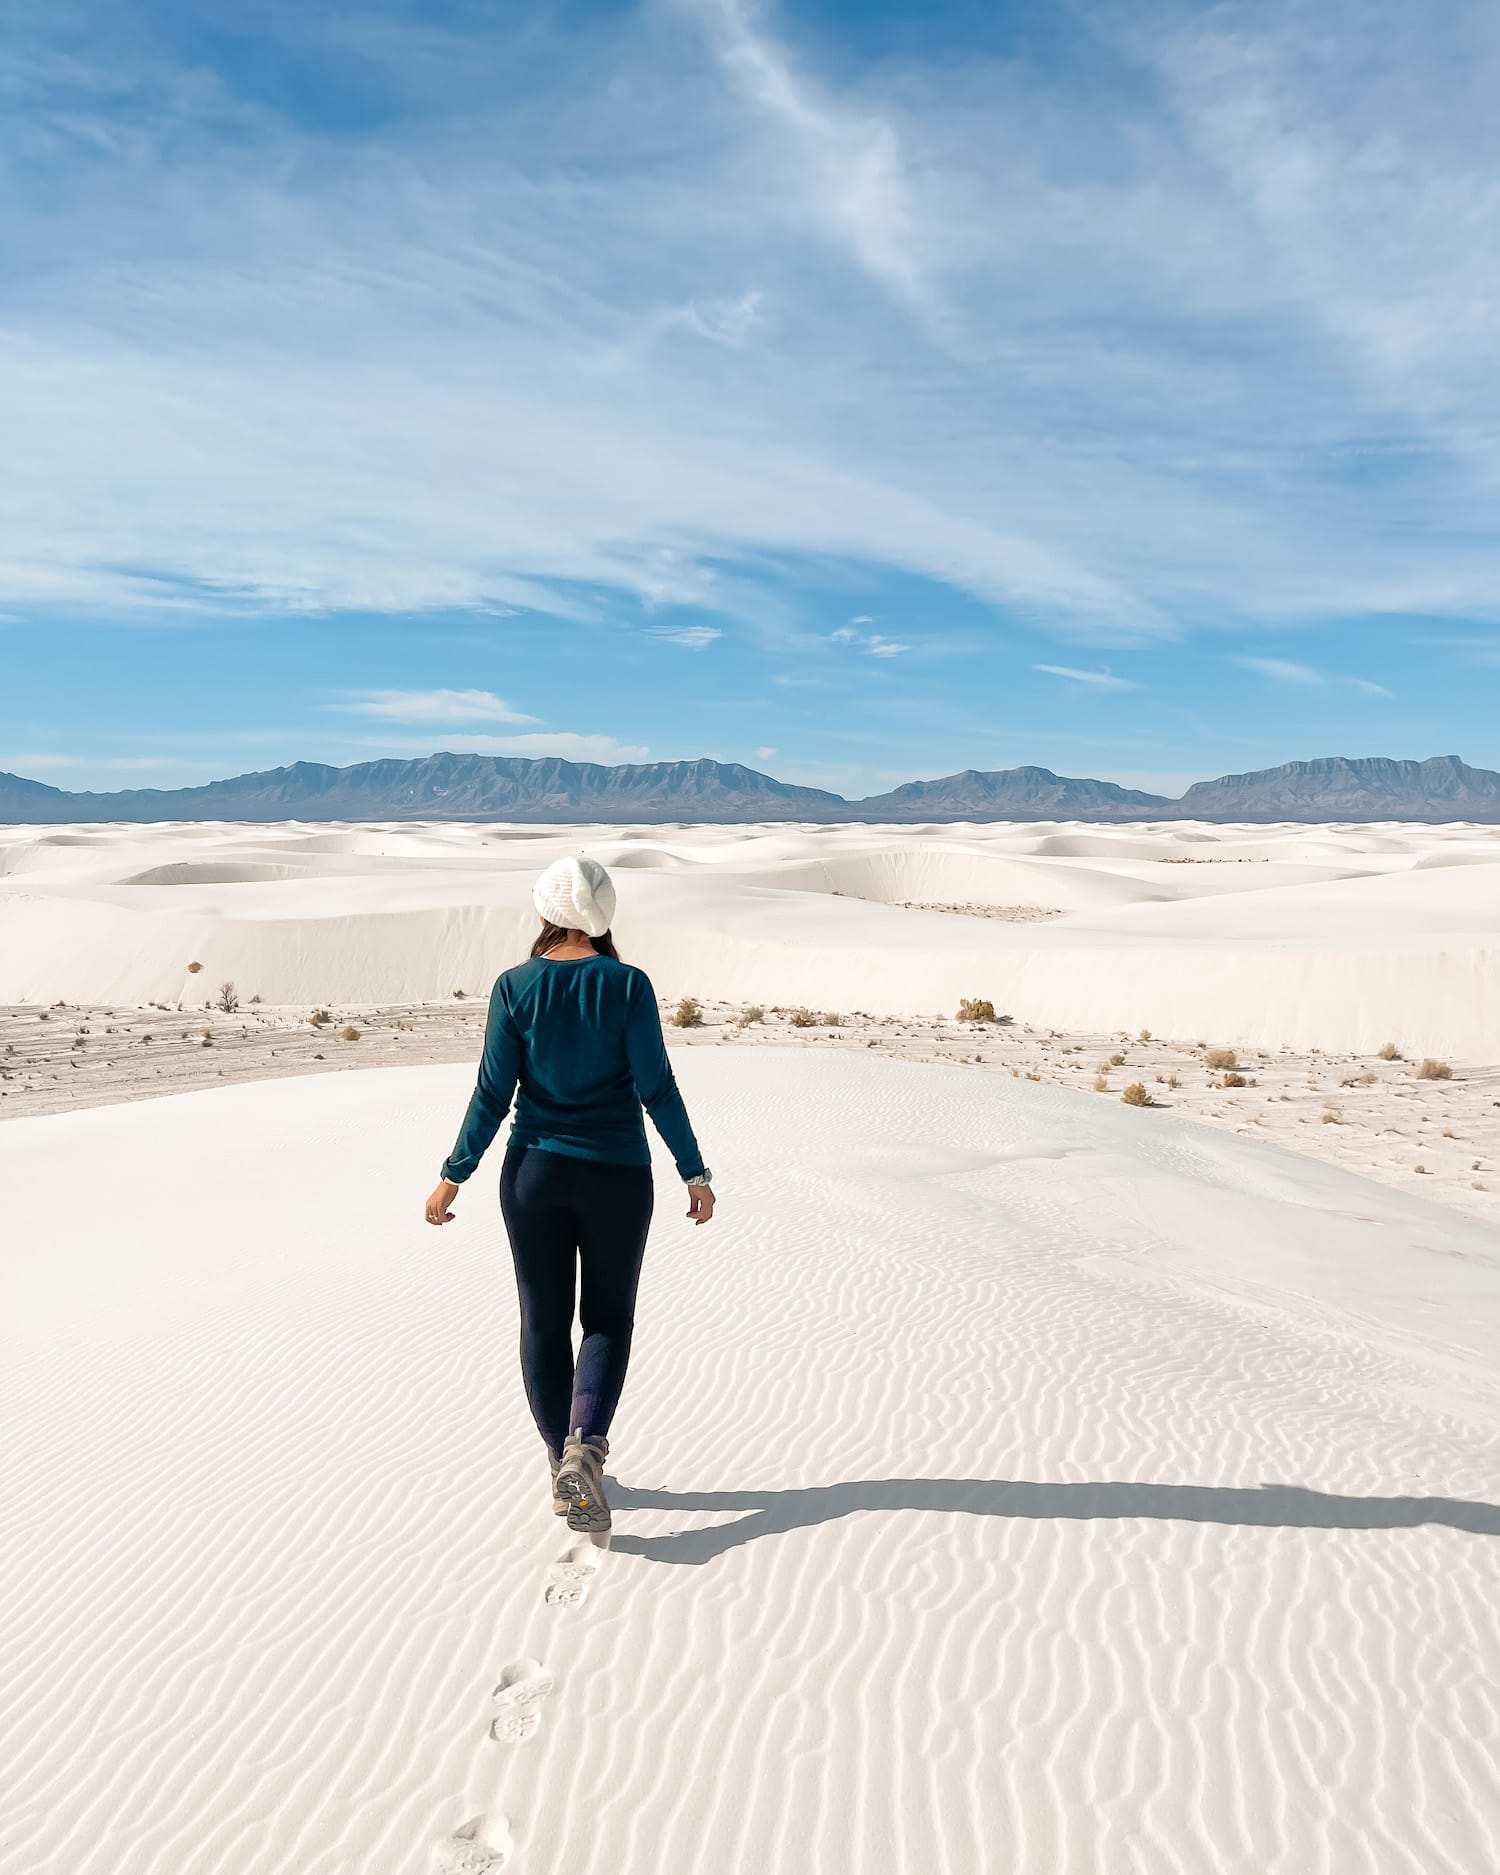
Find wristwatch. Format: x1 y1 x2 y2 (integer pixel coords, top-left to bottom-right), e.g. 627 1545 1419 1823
685 1166 714 1186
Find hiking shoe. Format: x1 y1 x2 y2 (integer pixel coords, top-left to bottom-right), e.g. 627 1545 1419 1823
554 1427 611 1534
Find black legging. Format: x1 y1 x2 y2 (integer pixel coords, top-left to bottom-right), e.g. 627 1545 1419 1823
499 1141 655 1458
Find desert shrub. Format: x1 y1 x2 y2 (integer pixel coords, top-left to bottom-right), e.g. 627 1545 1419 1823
1341 1070 1377 1087
739 1005 765 1025
1417 1058 1453 1080
1121 1082 1151 1107
958 998 997 1023
1414 1163 1427 1175
1138 1028 1152 1042
671 997 703 1028
1109 1051 1126 1067
1321 1109 1340 1124
1378 1041 1400 1060
789 1007 818 1028
249 993 262 1004
1223 1071 1247 1088
217 981 238 1014
1205 1047 1238 1071
186 960 203 974
1092 1073 1109 1092
341 1025 360 1041
823 1011 844 1026
310 1009 331 1026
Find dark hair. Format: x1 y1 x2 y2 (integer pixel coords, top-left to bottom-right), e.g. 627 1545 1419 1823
529 919 622 962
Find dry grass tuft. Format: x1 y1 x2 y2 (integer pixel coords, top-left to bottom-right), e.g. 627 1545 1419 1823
671 997 703 1028
1222 1071 1248 1088
1378 1041 1400 1060
1417 1058 1453 1080
739 1005 765 1025
789 1007 819 1028
309 1009 331 1027
341 1024 361 1041
1204 1047 1238 1071
1092 1073 1109 1092
957 998 997 1023
1108 1051 1126 1067
1138 1028 1152 1042
1121 1082 1151 1107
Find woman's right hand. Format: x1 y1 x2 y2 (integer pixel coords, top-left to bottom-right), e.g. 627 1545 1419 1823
425 1179 460 1225
686 1184 715 1226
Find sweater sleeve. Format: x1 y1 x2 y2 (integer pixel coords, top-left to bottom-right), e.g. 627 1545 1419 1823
440 979 522 1183
624 970 707 1181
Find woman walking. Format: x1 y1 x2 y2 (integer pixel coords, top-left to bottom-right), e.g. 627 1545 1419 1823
425 855 715 1535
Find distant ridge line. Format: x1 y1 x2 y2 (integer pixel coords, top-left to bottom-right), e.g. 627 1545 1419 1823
2 752 1499 824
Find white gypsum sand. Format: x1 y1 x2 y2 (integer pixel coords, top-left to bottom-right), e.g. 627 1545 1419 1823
2 1052 1498 1875
0 816 1498 1054
2 995 1497 1227
1 815 1497 1224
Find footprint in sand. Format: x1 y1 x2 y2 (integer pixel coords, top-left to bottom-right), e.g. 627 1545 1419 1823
544 1539 602 1607
490 1658 555 1743
434 1814 511 1872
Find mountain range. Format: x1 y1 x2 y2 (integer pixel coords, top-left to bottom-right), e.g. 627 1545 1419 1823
2 753 1499 825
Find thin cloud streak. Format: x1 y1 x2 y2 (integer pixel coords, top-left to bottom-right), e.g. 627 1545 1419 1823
330 689 543 724
1033 665 1143 691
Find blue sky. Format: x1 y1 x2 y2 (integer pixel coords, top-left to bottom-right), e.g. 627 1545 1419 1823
4 0 1499 801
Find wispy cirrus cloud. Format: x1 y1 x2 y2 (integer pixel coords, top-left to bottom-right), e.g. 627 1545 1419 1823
645 625 723 648
3 0 1500 666
330 690 543 724
1032 665 1142 692
1235 657 1391 696
831 624 910 657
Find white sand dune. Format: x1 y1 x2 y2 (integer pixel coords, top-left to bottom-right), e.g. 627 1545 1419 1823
3 1051 1498 1875
2 818 1499 1055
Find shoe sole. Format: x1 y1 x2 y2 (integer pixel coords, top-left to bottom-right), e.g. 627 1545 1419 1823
555 1465 611 1534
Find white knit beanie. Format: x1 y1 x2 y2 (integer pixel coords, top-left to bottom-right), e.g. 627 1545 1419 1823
531 855 617 937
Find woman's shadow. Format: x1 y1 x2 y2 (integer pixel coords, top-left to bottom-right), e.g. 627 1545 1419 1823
605 1475 1500 1566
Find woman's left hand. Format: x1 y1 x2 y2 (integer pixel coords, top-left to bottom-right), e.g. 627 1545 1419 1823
425 1179 460 1225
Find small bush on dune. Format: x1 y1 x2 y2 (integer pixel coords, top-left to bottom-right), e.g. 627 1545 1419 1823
823 1011 844 1026
186 961 203 975
1417 1058 1453 1080
1378 1041 1401 1060
1205 1047 1238 1071
1109 1051 1126 1067
957 998 997 1023
1092 1073 1109 1092
341 1025 361 1041
1138 1028 1152 1042
789 1007 818 1028
1121 1082 1151 1107
739 1005 765 1025
1222 1071 1247 1088
217 981 238 1014
309 1009 331 1027
671 997 703 1028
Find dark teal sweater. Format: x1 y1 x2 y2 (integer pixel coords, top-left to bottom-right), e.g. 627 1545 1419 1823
440 954 707 1184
